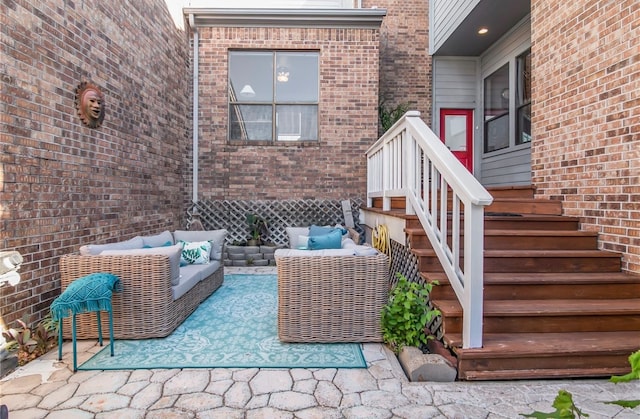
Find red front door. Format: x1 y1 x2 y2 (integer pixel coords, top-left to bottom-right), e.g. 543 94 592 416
440 109 474 172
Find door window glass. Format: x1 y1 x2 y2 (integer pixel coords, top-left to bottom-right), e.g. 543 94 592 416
444 115 467 152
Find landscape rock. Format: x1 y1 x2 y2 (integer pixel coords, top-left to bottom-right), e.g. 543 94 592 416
398 346 457 382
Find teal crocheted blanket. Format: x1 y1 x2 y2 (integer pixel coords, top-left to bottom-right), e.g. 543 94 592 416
51 272 121 320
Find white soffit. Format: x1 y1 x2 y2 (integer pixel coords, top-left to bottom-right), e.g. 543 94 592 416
185 8 387 29
186 0 355 8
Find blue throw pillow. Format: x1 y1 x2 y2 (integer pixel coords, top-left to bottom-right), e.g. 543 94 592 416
309 225 334 236
308 229 342 250
310 224 349 237
143 240 173 249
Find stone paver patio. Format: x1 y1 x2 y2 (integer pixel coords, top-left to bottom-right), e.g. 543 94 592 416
1 267 639 418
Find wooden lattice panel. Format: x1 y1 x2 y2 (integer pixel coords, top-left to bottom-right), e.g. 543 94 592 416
187 199 364 246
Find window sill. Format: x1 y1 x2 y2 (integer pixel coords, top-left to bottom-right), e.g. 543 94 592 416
227 140 320 147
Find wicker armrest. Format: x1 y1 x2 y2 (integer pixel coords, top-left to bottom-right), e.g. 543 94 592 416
59 254 175 339
276 253 390 342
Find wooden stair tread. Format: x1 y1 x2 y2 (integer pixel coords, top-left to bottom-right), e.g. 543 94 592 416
412 248 620 257
484 229 596 236
366 209 579 222
484 249 620 257
406 227 597 237
488 198 555 202
459 367 631 381
364 206 416 218
434 298 640 316
447 331 640 357
486 199 563 215
424 271 640 285
484 214 579 221
400 214 580 221
411 248 437 257
485 186 535 199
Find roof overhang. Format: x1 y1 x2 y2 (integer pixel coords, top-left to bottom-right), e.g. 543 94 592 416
185 8 387 29
433 0 530 56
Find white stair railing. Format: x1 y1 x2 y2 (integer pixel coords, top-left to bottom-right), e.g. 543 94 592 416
367 111 493 349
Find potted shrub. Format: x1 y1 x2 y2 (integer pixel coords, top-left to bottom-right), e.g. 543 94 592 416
245 213 269 246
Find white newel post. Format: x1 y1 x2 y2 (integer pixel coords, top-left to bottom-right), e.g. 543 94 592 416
382 140 391 211
463 204 485 348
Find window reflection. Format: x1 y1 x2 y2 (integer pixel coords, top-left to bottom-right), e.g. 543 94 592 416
516 50 532 145
484 64 509 153
275 52 319 102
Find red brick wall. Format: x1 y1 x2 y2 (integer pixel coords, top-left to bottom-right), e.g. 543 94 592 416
531 0 640 272
0 0 191 327
365 0 432 126
196 26 380 200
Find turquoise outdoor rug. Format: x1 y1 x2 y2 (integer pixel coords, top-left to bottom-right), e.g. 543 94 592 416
78 274 366 370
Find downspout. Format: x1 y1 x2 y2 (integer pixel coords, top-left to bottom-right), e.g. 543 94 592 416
190 13 199 204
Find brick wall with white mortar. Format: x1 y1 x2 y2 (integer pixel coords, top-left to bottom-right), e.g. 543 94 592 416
0 0 191 327
531 0 640 272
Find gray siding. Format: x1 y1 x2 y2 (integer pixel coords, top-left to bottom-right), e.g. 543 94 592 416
430 0 479 53
481 148 532 186
432 57 478 134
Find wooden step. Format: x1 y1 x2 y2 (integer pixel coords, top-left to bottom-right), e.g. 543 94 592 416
425 272 640 300
370 197 407 210
406 228 598 250
412 248 622 273
484 214 580 230
486 198 562 215
371 190 559 216
483 249 622 272
433 298 640 334
485 185 535 199
405 214 581 231
448 331 640 380
483 229 598 250
369 186 638 381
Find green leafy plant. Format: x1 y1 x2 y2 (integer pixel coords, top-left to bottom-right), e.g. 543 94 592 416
605 349 640 409
379 101 411 135
610 349 640 383
381 273 440 354
522 350 640 417
522 390 589 418
246 213 269 245
34 314 58 354
3 319 37 354
2 314 58 365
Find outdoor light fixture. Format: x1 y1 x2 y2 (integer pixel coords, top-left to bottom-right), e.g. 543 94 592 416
0 251 23 287
277 67 290 83
240 84 256 97
478 27 489 35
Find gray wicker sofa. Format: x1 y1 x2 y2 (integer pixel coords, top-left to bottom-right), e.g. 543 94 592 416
58 229 226 340
274 226 390 343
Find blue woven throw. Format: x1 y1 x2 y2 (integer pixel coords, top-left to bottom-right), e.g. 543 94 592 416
51 273 121 320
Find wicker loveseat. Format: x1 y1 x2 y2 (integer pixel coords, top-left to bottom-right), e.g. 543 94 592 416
275 250 390 343
58 230 226 340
